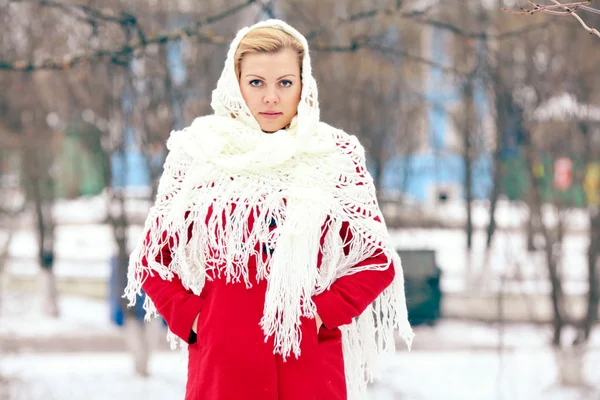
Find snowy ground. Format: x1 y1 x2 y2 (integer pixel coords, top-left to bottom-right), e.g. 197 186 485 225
369 348 600 400
1 352 187 400
1 196 599 398
46 192 591 232
3 195 593 297
2 347 600 400
1 291 600 400
5 224 591 297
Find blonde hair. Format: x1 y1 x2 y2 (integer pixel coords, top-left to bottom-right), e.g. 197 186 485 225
234 27 304 80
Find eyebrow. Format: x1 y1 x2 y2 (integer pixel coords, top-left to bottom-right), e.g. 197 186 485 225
245 74 296 80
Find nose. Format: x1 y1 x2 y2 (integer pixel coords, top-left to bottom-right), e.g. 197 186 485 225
263 89 279 104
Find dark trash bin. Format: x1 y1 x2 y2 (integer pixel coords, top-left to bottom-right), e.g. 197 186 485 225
397 249 443 326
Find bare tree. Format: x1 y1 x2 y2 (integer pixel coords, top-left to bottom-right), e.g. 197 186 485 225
527 94 600 385
0 3 68 317
22 113 60 317
438 3 600 387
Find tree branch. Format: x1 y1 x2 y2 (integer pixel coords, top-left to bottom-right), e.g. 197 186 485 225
301 2 436 41
409 17 559 40
9 0 128 25
8 0 149 42
0 0 255 71
502 0 600 38
256 0 278 18
0 0 565 72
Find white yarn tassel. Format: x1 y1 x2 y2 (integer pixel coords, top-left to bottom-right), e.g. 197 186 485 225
341 252 415 399
260 193 325 359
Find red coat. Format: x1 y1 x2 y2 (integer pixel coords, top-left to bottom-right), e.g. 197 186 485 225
141 209 394 400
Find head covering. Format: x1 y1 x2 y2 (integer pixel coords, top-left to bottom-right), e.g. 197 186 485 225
125 19 413 399
210 19 320 138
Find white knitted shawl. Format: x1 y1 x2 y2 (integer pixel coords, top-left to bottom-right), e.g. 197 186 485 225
125 19 413 398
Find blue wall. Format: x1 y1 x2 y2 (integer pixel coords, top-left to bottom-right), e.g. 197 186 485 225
110 127 151 189
375 27 493 203
379 153 493 202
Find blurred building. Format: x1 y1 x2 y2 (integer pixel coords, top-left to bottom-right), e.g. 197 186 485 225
380 25 493 206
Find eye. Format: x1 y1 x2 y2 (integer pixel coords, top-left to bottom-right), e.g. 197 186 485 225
279 80 293 88
249 79 262 87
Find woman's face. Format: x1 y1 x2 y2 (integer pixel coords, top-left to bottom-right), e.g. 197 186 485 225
239 48 302 133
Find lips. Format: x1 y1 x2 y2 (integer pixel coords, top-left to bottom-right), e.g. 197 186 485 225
259 112 282 119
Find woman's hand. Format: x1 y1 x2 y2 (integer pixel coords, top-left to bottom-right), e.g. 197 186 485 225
315 312 323 334
192 312 200 334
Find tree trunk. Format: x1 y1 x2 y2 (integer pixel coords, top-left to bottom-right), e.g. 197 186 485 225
541 216 563 345
124 316 150 377
103 56 151 376
523 130 565 346
41 267 59 316
115 220 149 377
373 154 385 200
579 120 600 343
554 344 589 387
486 85 510 250
486 164 500 248
110 181 150 377
27 144 59 317
481 77 511 288
462 80 474 251
526 191 537 252
582 207 600 341
106 127 149 377
0 227 14 315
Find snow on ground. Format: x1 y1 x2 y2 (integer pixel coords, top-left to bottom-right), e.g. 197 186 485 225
383 198 590 232
369 348 600 400
7 224 143 264
2 293 600 399
55 193 591 231
14 193 593 232
1 352 187 400
388 227 589 294
4 195 593 296
51 189 152 225
52 193 110 225
6 224 591 296
2 344 600 400
0 291 118 339
1 196 599 398
2 346 600 399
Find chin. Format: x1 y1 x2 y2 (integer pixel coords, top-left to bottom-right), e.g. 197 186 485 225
260 123 285 133
256 114 293 133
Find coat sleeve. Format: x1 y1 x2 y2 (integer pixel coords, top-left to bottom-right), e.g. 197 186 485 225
311 219 395 330
140 220 207 344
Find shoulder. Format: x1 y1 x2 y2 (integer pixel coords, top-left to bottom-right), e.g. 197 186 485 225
166 117 201 150
166 115 230 152
317 122 371 180
317 122 365 159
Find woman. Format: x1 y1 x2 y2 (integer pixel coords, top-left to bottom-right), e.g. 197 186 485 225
125 19 413 400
